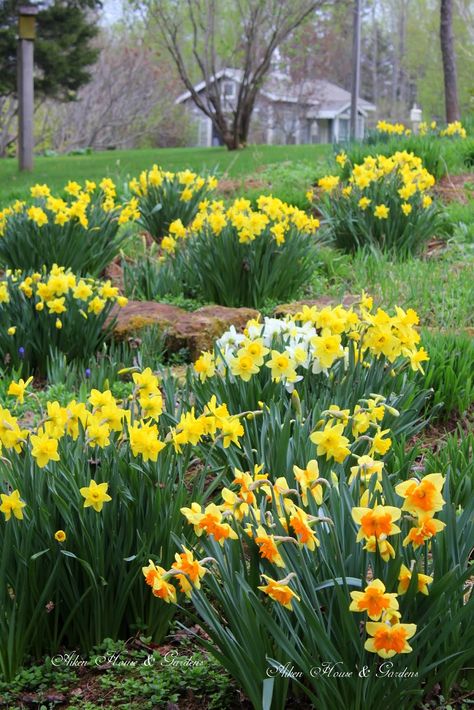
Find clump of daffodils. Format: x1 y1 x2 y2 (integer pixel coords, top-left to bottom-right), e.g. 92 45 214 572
313 150 441 255
161 195 319 255
0 179 138 276
0 265 128 372
144 395 447 661
194 295 428 390
375 119 466 140
439 120 467 138
129 165 218 243
157 194 320 308
0 372 246 472
376 120 408 136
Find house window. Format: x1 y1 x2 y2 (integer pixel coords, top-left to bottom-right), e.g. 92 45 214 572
222 81 235 99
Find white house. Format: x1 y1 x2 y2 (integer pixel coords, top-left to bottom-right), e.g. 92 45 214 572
175 68 376 146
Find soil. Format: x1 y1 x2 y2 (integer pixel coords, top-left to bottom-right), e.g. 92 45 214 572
434 173 474 204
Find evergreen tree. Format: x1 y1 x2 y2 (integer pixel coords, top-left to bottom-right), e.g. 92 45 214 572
0 0 100 100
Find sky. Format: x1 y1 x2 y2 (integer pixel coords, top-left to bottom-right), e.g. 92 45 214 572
100 0 125 25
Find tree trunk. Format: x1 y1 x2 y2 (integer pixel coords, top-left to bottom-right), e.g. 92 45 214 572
440 0 460 122
371 0 378 109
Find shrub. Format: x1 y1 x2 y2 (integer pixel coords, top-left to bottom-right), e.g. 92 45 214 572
0 376 247 679
144 402 473 710
161 195 321 308
0 180 138 276
129 165 218 243
314 151 444 256
415 330 474 421
0 266 127 375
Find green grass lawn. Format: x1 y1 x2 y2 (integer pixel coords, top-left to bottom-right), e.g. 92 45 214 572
0 144 331 205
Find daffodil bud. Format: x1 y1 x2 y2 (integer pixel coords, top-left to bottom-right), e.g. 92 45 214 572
291 390 302 419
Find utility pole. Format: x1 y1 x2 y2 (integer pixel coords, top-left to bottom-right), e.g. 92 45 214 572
350 0 362 141
18 4 38 171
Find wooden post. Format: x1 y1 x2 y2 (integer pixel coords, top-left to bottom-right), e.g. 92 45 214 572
350 0 362 141
18 4 38 172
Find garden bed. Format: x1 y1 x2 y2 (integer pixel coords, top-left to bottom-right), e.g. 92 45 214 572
0 129 473 710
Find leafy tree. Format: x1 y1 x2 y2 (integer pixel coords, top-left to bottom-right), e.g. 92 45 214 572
0 0 99 98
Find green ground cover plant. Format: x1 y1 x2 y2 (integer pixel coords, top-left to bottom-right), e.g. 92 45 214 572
0 636 234 709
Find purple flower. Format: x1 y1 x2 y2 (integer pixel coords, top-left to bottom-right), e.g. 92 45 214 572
85 368 91 378
18 347 25 359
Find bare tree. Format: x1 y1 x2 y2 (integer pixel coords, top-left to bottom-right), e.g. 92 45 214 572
454 0 474 56
440 0 461 122
146 0 330 150
0 95 17 156
36 32 190 152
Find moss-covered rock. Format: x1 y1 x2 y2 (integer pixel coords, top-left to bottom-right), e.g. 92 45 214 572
112 301 259 359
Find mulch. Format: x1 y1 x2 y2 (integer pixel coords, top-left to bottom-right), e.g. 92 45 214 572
434 173 474 204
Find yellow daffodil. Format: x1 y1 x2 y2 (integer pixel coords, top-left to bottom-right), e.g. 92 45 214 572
398 564 433 595
349 579 398 620
352 505 401 542
310 421 351 463
365 621 417 658
258 574 300 610
0 489 26 521
395 473 445 519
7 376 33 404
79 479 112 512
171 547 207 596
30 432 60 468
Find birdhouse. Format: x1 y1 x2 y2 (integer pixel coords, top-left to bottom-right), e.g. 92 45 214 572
18 5 38 41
